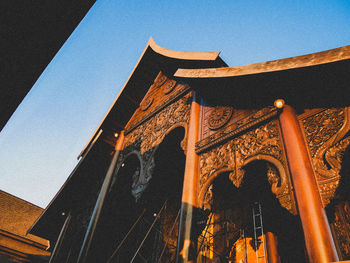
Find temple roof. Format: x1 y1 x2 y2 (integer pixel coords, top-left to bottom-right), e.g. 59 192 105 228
174 45 350 109
78 37 227 158
175 45 350 78
29 38 227 240
0 190 49 248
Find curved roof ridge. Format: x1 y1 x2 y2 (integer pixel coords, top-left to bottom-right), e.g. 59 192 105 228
148 37 221 60
78 37 225 159
175 45 350 78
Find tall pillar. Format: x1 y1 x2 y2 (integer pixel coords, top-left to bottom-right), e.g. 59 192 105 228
278 105 338 263
49 212 72 263
77 131 125 263
176 91 201 263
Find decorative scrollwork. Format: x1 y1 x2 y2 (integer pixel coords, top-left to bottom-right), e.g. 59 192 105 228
131 157 155 201
140 96 153 111
155 72 167 88
162 79 177 94
332 202 350 258
125 93 191 154
199 120 296 214
301 108 350 206
208 106 233 130
302 109 345 157
196 107 278 154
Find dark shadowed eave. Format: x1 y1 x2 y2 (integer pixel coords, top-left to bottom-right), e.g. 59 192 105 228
174 45 350 109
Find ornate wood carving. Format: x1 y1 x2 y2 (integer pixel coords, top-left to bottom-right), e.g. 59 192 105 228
140 96 153 111
331 201 350 259
131 156 155 201
196 107 278 154
199 120 296 214
125 93 191 154
301 108 350 206
162 79 177 94
125 72 190 134
208 106 233 130
112 71 191 202
118 91 190 201
155 72 167 87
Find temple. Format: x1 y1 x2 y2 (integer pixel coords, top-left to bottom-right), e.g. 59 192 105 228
30 38 350 263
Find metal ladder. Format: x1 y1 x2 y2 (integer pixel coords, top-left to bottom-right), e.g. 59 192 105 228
252 202 267 263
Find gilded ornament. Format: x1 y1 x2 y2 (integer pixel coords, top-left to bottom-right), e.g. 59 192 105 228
301 108 350 206
155 73 167 88
140 96 153 111
125 93 190 154
162 79 177 94
199 120 296 214
208 106 233 130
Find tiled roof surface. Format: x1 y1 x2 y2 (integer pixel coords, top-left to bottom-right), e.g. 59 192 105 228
0 190 48 247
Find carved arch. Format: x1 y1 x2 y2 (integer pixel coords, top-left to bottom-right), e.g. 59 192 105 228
199 167 234 209
242 154 287 196
199 155 295 214
155 122 188 154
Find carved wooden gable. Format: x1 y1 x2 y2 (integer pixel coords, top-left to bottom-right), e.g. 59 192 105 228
123 71 191 153
125 71 190 135
119 72 192 201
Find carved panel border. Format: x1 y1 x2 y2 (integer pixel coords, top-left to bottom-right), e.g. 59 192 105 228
125 83 190 134
196 107 278 154
199 119 297 215
114 94 190 202
124 93 191 154
301 107 350 207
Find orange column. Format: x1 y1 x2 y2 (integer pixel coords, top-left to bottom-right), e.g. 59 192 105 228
77 131 125 263
176 91 201 263
266 232 280 263
278 105 338 263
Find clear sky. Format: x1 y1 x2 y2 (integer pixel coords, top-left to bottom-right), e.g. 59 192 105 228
1 0 350 208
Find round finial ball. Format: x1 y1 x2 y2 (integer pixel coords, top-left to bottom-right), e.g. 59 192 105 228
61 212 65 216
274 99 285 109
114 132 119 138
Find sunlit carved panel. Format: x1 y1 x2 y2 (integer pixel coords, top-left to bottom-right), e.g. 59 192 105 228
300 108 350 206
125 71 190 133
118 92 191 202
197 106 278 153
199 119 296 214
124 93 191 154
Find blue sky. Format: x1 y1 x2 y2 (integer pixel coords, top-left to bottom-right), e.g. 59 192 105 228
1 0 350 208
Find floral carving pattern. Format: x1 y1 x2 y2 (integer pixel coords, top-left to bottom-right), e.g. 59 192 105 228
140 96 153 111
125 93 191 154
200 120 296 214
208 106 233 130
302 109 345 156
196 107 278 154
162 79 177 94
301 108 350 206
